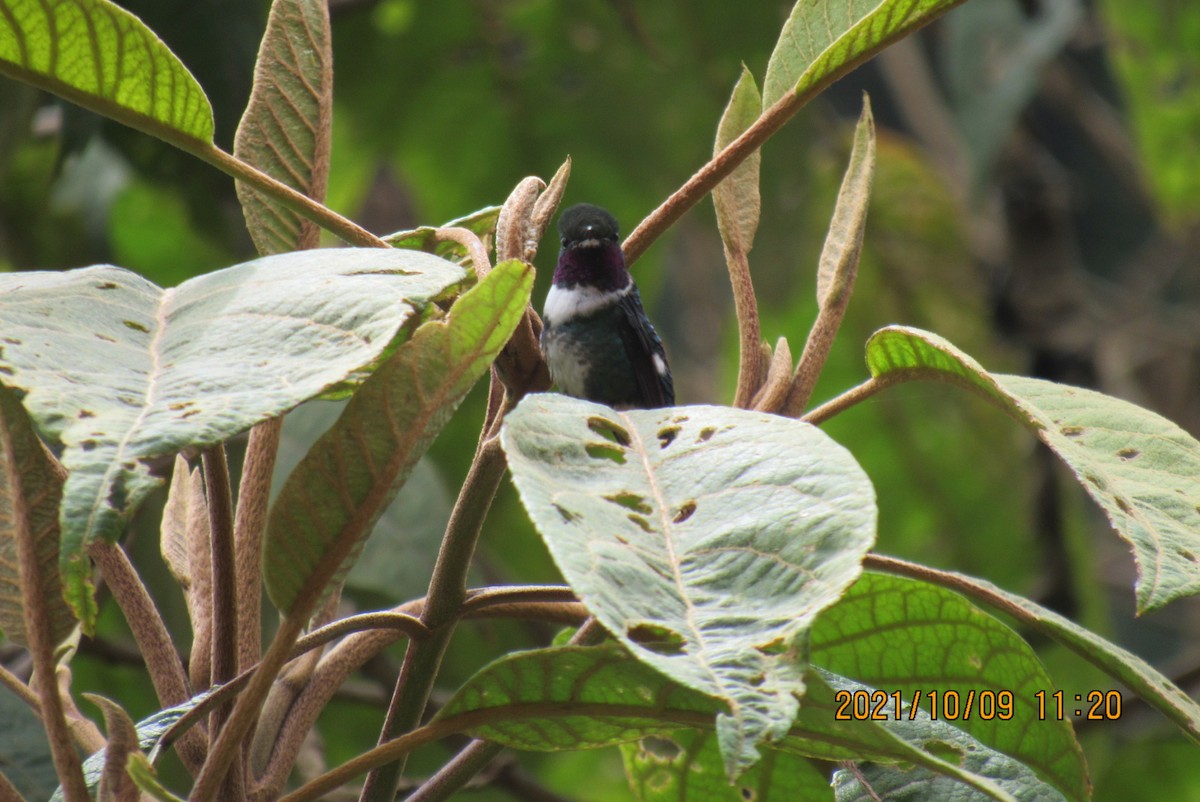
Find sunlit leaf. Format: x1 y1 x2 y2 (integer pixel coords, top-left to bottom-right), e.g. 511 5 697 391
503 397 876 776
0 0 214 146
866 325 1200 613
763 0 971 109
264 260 532 614
814 572 1089 802
234 0 333 254
0 249 465 627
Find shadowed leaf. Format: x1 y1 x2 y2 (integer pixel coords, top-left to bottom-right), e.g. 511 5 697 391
234 0 332 254
0 387 74 644
264 260 533 614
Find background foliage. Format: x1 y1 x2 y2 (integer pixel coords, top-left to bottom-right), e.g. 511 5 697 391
1 0 1199 799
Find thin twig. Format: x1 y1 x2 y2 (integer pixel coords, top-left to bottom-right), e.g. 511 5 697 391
801 377 886 426
202 447 239 726
434 227 492 280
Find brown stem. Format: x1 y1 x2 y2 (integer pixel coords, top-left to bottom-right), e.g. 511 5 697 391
12 476 86 800
191 143 386 248
202 447 238 722
434 227 492 279
234 418 283 673
88 541 206 773
800 377 888 426
725 244 763 409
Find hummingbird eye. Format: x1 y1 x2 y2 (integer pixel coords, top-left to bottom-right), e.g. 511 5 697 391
561 237 568 247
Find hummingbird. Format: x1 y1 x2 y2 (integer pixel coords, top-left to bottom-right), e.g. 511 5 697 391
541 203 674 409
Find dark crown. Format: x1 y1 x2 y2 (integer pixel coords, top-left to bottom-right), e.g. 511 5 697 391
558 204 620 246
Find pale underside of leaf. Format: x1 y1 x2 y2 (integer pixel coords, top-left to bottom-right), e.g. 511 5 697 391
264 260 533 614
234 0 332 254
713 65 762 254
0 0 214 146
866 325 1200 613
0 249 465 625
502 397 877 776
0 388 74 645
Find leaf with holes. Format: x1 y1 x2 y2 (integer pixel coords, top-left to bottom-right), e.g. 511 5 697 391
234 0 332 254
439 645 1030 800
502 396 876 777
866 325 1200 613
621 730 832 802
0 249 465 629
0 0 213 147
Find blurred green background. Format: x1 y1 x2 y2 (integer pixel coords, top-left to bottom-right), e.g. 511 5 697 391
1 0 1198 799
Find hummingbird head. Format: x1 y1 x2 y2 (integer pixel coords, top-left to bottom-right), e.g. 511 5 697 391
552 204 628 292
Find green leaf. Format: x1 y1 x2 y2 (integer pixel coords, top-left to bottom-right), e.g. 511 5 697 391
813 572 1089 802
383 205 503 264
0 387 75 645
50 690 209 802
502 397 877 777
270 401 456 605
234 0 333 254
622 731 832 802
713 65 762 254
763 0 971 110
829 678 1068 802
437 645 1023 800
264 259 532 614
865 325 1200 613
0 0 214 146
125 753 185 802
0 249 465 628
935 568 1200 746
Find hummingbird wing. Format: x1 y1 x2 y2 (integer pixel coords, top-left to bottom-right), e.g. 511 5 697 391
617 286 675 408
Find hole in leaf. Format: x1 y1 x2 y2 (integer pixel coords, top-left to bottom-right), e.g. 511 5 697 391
554 504 579 524
627 514 654 533
605 491 651 514
923 739 965 765
697 426 716 443
96 281 119 290
657 426 679 448
123 320 150 334
1115 496 1133 515
627 622 686 655
1060 425 1085 437
81 440 97 451
748 672 766 687
639 735 682 762
673 501 696 524
587 416 630 447
1117 447 1140 461
740 787 756 801
585 443 626 464
755 637 789 656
